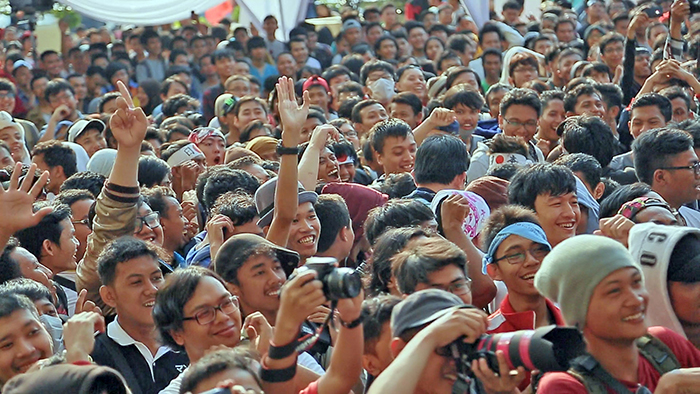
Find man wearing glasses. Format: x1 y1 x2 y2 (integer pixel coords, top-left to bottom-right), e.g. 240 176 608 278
467 88 545 183
391 236 473 306
633 127 700 228
480 205 566 391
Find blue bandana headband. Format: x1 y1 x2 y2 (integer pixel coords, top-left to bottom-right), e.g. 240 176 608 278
482 222 551 274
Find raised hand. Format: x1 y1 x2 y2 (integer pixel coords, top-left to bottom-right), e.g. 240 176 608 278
594 214 635 247
110 81 148 149
441 193 471 232
276 76 310 140
427 108 457 128
63 311 105 363
0 163 51 238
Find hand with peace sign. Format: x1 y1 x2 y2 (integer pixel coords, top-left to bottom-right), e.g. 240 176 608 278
110 81 148 150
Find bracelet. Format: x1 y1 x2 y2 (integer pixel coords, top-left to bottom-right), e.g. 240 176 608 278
340 311 365 329
276 142 300 155
268 338 299 359
105 182 140 194
260 362 297 383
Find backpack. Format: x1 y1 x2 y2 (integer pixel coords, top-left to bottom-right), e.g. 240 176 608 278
566 334 681 394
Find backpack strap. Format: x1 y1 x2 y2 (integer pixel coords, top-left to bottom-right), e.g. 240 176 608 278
567 354 631 394
96 335 144 394
635 334 681 374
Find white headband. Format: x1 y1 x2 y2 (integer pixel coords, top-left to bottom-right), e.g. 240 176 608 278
167 143 205 167
488 153 532 170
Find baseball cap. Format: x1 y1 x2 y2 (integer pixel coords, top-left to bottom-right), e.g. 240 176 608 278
0 111 22 134
255 177 318 228
215 93 234 118
216 233 300 277
222 96 238 116
391 289 465 337
67 119 106 143
342 19 362 33
302 75 330 93
12 59 32 71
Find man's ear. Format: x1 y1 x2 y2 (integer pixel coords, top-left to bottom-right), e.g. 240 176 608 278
362 86 371 98
225 282 241 297
609 106 620 120
99 285 118 308
415 110 424 124
42 239 55 257
390 337 406 359
498 114 504 130
508 77 514 86
51 166 65 181
653 169 667 186
262 225 270 236
593 181 605 200
354 123 364 135
339 225 352 243
170 329 186 347
486 263 503 282
363 353 387 377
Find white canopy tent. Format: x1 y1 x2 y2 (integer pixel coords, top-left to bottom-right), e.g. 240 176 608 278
55 0 310 41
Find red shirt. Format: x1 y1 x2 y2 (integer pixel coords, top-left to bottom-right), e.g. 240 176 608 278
538 326 700 393
487 294 567 390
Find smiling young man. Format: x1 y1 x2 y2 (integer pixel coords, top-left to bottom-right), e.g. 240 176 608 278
369 118 417 181
467 88 545 183
480 205 565 391
92 237 189 394
633 127 700 227
508 163 580 247
352 99 389 137
563 84 606 119
535 234 700 393
535 90 565 158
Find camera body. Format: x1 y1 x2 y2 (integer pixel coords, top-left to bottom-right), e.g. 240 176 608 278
295 257 362 301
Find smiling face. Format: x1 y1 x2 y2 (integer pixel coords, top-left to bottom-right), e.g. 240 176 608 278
287 201 321 258
533 192 580 247
499 104 539 142
377 133 417 175
413 264 472 305
0 309 53 386
489 234 549 297
318 146 340 183
396 68 426 100
69 198 94 261
538 99 565 141
47 218 79 274
172 276 242 363
102 255 163 326
12 247 52 289
572 93 605 118
228 253 286 319
584 267 648 342
0 126 24 162
134 202 164 246
75 128 107 158
629 105 667 139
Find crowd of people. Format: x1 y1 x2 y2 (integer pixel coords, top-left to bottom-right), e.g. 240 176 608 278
3 0 700 392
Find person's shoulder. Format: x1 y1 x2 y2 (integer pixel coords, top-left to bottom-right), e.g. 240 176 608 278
537 371 588 394
647 326 700 364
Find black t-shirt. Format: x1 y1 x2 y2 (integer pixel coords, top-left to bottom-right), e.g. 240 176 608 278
92 334 189 394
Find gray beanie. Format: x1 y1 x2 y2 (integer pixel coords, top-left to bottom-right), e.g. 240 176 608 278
534 234 642 329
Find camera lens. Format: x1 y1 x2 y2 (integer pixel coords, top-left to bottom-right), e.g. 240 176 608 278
324 267 362 300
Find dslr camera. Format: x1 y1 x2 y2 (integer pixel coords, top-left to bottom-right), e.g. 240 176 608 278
290 257 362 301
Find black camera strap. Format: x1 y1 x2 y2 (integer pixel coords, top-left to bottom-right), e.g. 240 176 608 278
295 301 337 353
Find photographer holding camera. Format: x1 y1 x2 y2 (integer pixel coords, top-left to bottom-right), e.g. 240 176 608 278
260 263 364 394
368 289 526 394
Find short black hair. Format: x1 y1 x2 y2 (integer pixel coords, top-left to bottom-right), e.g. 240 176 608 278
370 118 413 154
362 295 402 354
359 59 395 85
392 236 467 295
560 115 616 167
162 94 198 118
153 266 228 351
446 34 475 55
351 99 383 124
508 163 578 210
367 227 428 296
390 92 422 116
203 168 260 213
14 203 73 260
247 36 266 52
55 189 95 208
60 171 106 198
445 66 481 91
210 191 258 226
140 30 161 46
599 32 625 55
138 156 171 188
0 78 16 94
0 292 38 320
32 141 78 178
99 92 121 113
594 83 623 112
479 23 505 43
444 87 485 111
44 78 74 102
660 86 691 112
0 278 52 303
563 84 601 113
96 237 159 286
414 135 468 185
315 194 352 254
374 36 399 60
435 50 462 73
142 186 177 219
500 87 541 117
630 93 672 123
539 89 565 112
555 153 602 191
180 348 262 394
599 182 652 218
212 48 235 63
0 238 21 285
633 127 694 185
365 199 435 245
